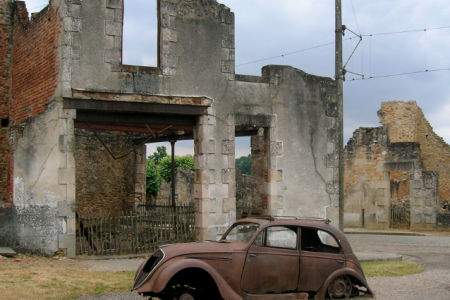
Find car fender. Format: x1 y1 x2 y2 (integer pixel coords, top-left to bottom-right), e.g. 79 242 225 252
145 257 243 300
314 268 375 300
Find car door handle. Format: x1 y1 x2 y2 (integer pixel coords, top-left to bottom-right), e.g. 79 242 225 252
337 260 344 264
249 254 258 257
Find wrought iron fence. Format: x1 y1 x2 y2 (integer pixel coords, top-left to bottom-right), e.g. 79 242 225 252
389 203 411 229
76 205 195 256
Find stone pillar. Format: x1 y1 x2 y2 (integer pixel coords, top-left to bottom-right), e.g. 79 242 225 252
58 107 77 258
266 121 284 216
250 128 266 215
194 115 217 241
134 145 146 210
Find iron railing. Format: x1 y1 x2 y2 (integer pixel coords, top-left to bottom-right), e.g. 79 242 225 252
76 206 195 256
389 203 411 229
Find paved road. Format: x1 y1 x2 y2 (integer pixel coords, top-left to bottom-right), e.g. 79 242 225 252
78 233 450 300
348 233 450 300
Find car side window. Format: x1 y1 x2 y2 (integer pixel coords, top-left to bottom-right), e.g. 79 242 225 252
255 226 297 249
301 227 341 254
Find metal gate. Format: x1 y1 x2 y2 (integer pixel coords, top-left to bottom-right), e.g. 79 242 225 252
389 203 411 229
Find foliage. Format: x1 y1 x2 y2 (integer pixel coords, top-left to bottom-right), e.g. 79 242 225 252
145 159 160 197
148 146 168 165
361 260 423 277
236 154 252 175
159 155 194 182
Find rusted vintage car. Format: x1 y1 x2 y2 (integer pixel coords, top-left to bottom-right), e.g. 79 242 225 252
132 216 374 300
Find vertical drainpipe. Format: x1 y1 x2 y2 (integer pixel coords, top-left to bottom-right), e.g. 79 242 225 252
335 0 345 231
171 140 176 212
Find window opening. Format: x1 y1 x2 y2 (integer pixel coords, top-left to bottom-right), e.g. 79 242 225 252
301 227 341 254
123 0 158 66
256 226 297 250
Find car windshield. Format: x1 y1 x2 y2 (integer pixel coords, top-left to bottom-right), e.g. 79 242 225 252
221 222 260 243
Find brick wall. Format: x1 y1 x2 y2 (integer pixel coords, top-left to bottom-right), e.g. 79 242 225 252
0 0 12 210
75 129 141 215
10 2 59 126
379 101 450 203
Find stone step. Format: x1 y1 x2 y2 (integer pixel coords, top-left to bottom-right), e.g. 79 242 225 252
0 247 16 257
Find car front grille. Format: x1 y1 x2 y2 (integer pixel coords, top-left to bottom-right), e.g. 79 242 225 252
133 249 165 290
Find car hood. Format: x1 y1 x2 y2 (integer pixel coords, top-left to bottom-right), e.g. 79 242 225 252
158 241 248 259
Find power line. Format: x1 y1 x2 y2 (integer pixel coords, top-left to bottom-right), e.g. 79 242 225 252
236 25 450 68
236 41 339 67
347 68 450 81
362 25 450 37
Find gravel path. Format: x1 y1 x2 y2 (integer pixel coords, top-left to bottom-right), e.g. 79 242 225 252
76 234 450 299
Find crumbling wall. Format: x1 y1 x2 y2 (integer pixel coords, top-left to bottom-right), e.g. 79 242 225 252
156 169 194 206
2 0 341 256
345 101 442 229
0 0 12 212
344 127 390 228
0 1 78 257
10 2 59 125
75 129 143 215
379 101 450 203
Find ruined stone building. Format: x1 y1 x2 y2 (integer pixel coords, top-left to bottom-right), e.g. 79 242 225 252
344 101 449 230
0 0 341 257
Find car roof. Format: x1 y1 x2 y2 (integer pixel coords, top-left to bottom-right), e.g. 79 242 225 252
233 217 353 254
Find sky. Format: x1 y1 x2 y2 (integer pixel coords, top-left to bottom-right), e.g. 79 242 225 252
25 0 450 157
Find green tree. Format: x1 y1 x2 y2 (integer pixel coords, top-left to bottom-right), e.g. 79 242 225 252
236 154 252 175
159 155 195 182
145 159 160 197
148 145 168 165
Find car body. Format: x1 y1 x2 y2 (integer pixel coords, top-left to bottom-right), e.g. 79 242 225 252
132 216 374 300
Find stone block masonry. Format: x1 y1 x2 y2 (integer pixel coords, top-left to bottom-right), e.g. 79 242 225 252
379 101 450 203
345 101 445 230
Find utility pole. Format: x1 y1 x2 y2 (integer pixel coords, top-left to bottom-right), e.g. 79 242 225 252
335 0 344 231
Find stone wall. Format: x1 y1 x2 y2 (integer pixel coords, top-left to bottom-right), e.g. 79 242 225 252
345 101 442 229
1 0 341 256
379 101 450 203
75 128 145 215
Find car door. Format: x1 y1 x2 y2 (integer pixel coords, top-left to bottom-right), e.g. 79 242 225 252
241 226 300 294
298 227 346 292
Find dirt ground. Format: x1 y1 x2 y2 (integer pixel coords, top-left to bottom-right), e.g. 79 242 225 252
0 253 145 272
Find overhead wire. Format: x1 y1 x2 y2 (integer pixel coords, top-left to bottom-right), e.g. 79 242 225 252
347 68 450 81
236 25 450 69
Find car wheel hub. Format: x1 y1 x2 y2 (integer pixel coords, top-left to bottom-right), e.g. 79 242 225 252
328 276 352 299
178 294 195 300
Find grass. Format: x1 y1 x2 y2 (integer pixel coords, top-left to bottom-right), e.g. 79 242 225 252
361 260 424 277
0 259 423 300
0 267 135 300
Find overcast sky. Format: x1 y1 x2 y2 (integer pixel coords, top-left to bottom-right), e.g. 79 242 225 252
26 1 450 157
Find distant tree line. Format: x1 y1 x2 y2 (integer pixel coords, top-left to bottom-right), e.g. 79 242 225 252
146 146 194 197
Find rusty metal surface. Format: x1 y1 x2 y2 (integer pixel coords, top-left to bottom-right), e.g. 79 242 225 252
133 217 373 300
